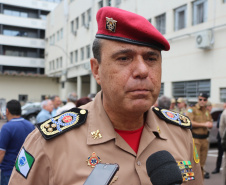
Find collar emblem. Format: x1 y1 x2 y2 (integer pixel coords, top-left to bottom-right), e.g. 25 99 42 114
91 130 102 139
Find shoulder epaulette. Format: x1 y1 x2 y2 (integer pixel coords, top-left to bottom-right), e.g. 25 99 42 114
152 107 191 129
36 107 88 140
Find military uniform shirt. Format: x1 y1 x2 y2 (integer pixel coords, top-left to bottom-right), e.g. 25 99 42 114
9 92 203 185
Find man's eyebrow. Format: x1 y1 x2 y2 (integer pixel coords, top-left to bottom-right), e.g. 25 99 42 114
146 51 160 58
111 49 134 58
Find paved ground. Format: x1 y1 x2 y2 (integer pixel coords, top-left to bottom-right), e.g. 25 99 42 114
0 119 224 184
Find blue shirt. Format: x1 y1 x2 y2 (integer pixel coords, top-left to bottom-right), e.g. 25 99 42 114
0 118 35 176
36 109 52 123
51 107 60 117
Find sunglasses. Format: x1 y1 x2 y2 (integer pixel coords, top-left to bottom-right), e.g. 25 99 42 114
199 98 207 102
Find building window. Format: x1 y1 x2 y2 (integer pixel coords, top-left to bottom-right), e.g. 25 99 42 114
60 28 63 39
148 18 151 23
224 0 226 3
159 83 164 97
60 57 63 68
172 80 210 99
80 47 84 61
82 13 86 26
193 0 208 25
86 45 90 59
220 88 226 102
115 0 121 7
3 9 28 18
71 20 74 32
19 95 28 102
99 0 103 8
56 58 59 69
52 60 55 70
106 0 112 6
75 50 78 63
75 17 79 30
155 13 166 34
70 52 73 64
49 61 52 71
87 9 91 22
3 29 28 37
174 5 187 31
57 30 60 41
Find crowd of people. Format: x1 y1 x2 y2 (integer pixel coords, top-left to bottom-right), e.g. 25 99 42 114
0 6 225 185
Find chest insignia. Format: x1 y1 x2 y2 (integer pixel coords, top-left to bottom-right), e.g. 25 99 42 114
87 152 101 168
153 107 191 129
36 108 88 140
177 161 195 182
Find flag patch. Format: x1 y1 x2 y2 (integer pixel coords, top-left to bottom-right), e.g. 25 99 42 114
15 147 35 178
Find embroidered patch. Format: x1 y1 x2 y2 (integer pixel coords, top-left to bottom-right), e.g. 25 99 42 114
193 139 200 164
15 147 35 179
177 161 195 182
106 17 117 32
87 152 101 168
153 107 191 129
36 108 88 140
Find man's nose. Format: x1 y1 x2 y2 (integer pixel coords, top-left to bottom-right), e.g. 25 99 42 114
132 56 149 79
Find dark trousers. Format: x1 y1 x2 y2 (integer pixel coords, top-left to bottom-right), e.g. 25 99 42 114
215 137 224 170
1 172 10 185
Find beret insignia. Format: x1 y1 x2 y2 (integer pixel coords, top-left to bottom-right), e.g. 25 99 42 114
36 107 88 140
153 107 191 129
106 17 117 32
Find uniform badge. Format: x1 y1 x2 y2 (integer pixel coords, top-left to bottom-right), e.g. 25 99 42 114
91 130 102 139
106 17 117 32
87 152 101 168
153 107 191 129
36 108 88 140
15 147 35 179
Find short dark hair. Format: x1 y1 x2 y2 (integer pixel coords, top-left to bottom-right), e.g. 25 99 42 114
6 99 21 115
76 97 92 107
158 95 171 109
50 95 59 101
92 38 102 63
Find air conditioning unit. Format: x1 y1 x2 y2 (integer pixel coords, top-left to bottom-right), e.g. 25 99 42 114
195 30 213 49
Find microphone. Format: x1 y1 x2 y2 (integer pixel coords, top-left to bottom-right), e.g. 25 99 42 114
146 150 183 185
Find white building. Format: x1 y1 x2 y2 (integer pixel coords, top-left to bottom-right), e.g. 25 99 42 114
45 0 226 104
0 0 61 103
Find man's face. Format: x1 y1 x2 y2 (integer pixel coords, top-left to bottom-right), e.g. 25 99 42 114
177 102 185 109
91 40 162 114
198 96 207 107
53 97 61 108
45 101 54 112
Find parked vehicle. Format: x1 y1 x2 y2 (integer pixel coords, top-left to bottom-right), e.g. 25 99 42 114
209 108 223 144
21 102 41 124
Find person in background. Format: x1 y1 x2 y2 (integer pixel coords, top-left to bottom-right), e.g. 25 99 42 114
219 102 226 185
36 99 53 123
186 93 213 179
0 100 35 185
206 101 212 113
87 93 96 101
212 103 226 174
170 98 177 111
8 7 203 185
157 95 171 109
51 95 62 117
56 92 78 115
76 97 92 107
177 98 187 115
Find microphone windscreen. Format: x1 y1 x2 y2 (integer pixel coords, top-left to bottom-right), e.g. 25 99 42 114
146 150 183 185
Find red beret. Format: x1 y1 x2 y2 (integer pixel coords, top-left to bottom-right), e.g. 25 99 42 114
96 7 170 51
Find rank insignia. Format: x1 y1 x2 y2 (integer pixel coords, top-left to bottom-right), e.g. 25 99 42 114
87 152 101 168
36 108 88 140
106 17 117 32
91 130 102 139
153 107 191 129
177 160 195 182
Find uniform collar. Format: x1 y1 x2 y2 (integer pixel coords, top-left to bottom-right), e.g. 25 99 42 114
10 117 24 122
86 92 167 146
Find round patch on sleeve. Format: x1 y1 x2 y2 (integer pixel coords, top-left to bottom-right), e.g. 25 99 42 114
193 139 200 164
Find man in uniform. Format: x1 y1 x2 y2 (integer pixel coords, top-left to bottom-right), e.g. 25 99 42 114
177 97 187 115
9 7 203 185
186 93 213 179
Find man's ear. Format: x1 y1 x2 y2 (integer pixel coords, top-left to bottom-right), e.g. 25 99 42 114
90 58 101 85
